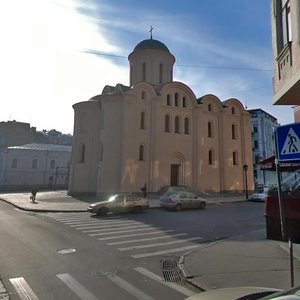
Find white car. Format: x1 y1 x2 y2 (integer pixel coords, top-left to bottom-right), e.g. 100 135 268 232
160 191 206 211
249 188 269 202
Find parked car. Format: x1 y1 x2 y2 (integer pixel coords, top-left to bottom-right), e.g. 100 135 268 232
249 190 268 202
160 191 206 211
184 285 300 300
87 193 149 215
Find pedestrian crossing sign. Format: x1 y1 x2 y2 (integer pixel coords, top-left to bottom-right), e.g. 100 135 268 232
276 122 300 161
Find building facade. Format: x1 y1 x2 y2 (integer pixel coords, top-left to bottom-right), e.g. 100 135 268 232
0 143 71 191
68 37 254 195
271 0 300 106
248 109 279 188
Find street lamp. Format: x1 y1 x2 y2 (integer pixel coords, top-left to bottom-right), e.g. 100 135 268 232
243 164 248 199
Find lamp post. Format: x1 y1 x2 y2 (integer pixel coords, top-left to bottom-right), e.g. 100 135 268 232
243 164 248 200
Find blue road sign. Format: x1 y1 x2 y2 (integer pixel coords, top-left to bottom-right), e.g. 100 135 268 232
276 122 300 161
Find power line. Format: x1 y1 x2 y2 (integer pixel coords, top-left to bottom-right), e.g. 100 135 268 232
81 49 272 72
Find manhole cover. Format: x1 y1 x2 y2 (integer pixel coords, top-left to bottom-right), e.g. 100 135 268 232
160 257 182 282
57 248 76 254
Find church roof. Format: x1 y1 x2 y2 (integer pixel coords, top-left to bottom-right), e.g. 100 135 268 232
8 143 71 152
133 38 170 53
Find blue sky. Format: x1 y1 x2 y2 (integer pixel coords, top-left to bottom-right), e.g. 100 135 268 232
0 0 293 134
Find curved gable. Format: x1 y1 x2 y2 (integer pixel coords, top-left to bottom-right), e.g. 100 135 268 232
198 94 223 112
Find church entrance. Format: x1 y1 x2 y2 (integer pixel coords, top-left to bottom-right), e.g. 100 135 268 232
170 164 180 186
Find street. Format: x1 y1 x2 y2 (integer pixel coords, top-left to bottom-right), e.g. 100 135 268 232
0 200 265 299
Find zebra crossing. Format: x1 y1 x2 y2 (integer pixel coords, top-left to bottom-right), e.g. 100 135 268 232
46 212 204 259
8 267 196 299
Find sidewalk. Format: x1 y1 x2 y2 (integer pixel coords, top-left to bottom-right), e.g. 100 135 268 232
180 229 300 291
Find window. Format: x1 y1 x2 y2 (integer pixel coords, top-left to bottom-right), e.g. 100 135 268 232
79 144 85 163
142 62 146 81
11 158 18 169
141 91 146 99
208 150 214 165
253 126 258 133
140 111 146 129
32 159 38 169
174 116 180 133
159 63 163 84
165 115 171 132
254 140 259 149
167 94 171 106
182 97 186 108
184 117 190 134
233 151 238 165
139 144 145 161
208 104 212 112
208 122 213 138
50 160 55 169
231 107 235 114
275 0 292 53
232 124 237 139
174 93 179 107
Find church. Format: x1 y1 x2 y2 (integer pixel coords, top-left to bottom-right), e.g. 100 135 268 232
68 35 254 195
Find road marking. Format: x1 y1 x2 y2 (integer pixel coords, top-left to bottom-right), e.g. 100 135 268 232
90 227 158 236
105 274 155 300
108 233 187 245
82 224 151 233
98 230 174 241
56 273 99 300
132 244 202 258
77 221 143 230
135 267 195 297
9 277 39 300
68 220 134 226
119 237 203 251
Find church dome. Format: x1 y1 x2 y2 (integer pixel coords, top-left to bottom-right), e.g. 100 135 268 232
133 38 170 53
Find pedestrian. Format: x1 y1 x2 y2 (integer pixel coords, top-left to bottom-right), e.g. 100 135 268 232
31 187 38 202
140 182 147 198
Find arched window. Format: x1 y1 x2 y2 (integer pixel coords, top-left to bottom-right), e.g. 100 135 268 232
11 158 18 169
141 91 146 99
139 144 145 161
208 122 213 137
50 160 55 169
165 114 170 132
182 97 186 108
208 149 214 165
175 116 180 133
184 117 190 134
140 111 146 129
232 124 237 139
167 94 171 106
142 62 146 81
175 93 179 107
231 107 235 114
159 63 163 84
32 159 38 169
208 104 212 112
233 151 238 165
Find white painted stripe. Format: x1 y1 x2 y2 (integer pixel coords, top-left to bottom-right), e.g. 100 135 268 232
105 274 155 300
119 237 203 251
82 224 150 232
56 273 99 300
98 230 174 241
108 233 187 245
54 216 120 222
9 277 39 300
90 227 157 236
131 244 202 258
68 220 133 226
135 267 195 297
77 221 142 230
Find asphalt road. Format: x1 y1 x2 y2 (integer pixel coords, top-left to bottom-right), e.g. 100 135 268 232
0 200 265 300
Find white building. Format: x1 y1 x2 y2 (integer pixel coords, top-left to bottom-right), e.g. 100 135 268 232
69 37 254 196
0 143 71 191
